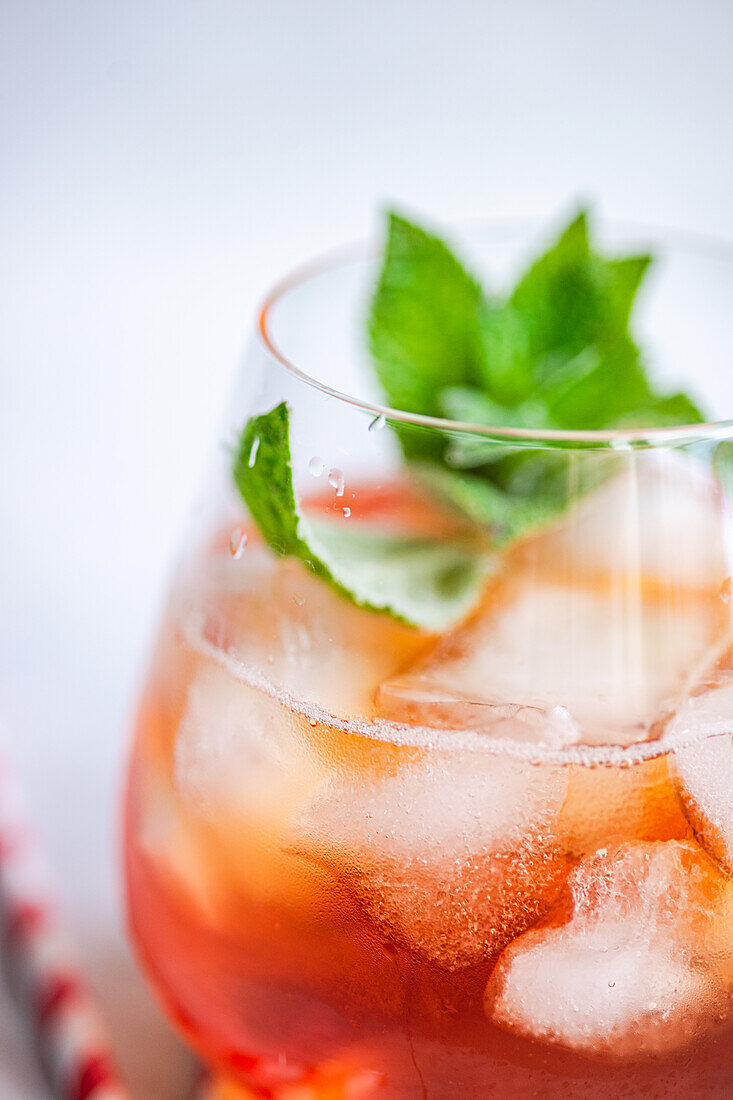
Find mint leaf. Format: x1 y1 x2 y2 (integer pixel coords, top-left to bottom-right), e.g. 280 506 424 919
233 403 494 630
439 386 548 468
366 208 705 553
612 390 705 428
607 254 653 324
368 212 483 456
544 337 651 429
418 446 614 547
476 304 533 404
510 210 600 361
504 215 699 430
416 462 568 546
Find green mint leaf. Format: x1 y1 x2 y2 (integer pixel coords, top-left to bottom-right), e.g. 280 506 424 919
607 254 653 324
544 337 653 429
439 386 549 468
367 212 483 456
612 390 705 428
418 446 615 547
476 304 534 405
365 206 705 566
415 462 566 546
233 403 494 631
509 211 653 381
510 210 598 362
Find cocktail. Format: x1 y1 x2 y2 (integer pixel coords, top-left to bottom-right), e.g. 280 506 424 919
124 212 733 1097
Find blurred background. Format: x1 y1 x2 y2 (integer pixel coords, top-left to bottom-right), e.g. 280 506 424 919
1 1 732 1094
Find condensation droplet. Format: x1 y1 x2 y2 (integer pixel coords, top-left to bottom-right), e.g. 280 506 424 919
608 980 616 989
229 527 247 559
308 456 324 477
328 468 345 497
293 594 305 606
342 506 351 518
248 436 260 467
368 414 386 432
721 577 732 604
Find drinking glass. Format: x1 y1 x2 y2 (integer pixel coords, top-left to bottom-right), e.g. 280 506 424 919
124 223 733 1098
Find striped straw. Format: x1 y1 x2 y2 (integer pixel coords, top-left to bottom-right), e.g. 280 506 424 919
0 754 129 1100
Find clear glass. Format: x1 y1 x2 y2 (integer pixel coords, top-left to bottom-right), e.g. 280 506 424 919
124 224 733 1098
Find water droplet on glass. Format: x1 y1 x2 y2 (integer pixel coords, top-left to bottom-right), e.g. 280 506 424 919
342 506 351 518
248 436 260 467
328 468 345 497
293 594 305 606
368 414 386 432
229 527 247 558
721 577 732 604
608 980 616 989
308 456 324 477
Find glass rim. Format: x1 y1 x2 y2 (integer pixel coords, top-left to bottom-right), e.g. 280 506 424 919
256 219 733 449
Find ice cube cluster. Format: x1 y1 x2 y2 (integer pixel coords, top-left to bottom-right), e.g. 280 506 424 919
162 452 733 1060
484 841 733 1058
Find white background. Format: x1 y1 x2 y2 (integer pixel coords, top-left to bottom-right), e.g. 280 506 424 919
1 2 732 1096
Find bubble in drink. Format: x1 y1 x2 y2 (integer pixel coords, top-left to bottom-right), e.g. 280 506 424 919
328 468 345 496
484 841 733 1059
229 527 247 559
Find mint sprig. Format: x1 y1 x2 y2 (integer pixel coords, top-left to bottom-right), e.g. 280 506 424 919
233 208 707 626
232 403 494 631
368 209 705 542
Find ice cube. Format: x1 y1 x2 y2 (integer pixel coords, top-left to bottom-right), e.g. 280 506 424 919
379 573 725 745
484 841 733 1059
172 659 351 914
174 660 324 824
198 546 428 718
135 776 224 927
515 450 729 593
667 679 733 873
296 750 568 970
